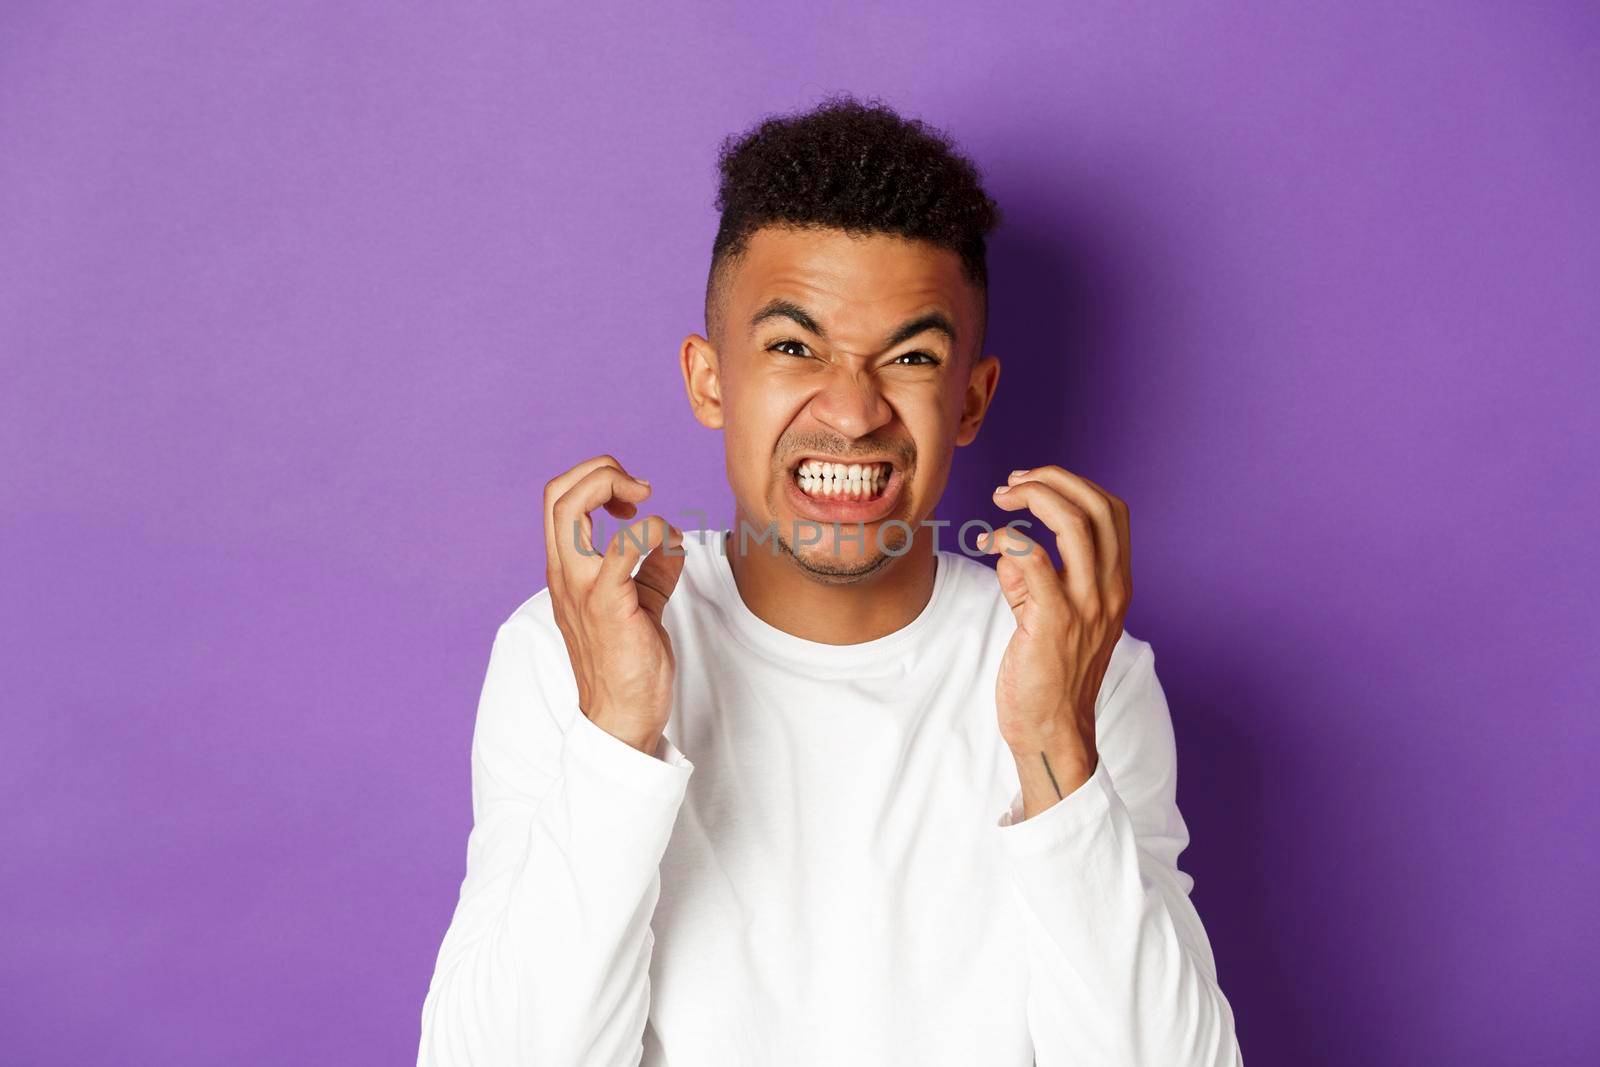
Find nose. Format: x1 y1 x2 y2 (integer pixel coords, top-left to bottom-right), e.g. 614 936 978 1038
807 366 893 440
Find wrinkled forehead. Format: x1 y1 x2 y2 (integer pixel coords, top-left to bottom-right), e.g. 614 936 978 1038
728 225 976 351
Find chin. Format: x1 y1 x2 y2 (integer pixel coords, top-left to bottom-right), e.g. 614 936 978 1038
784 538 894 584
780 515 916 580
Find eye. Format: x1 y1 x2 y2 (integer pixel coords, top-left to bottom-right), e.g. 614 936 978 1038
769 339 811 358
892 351 940 366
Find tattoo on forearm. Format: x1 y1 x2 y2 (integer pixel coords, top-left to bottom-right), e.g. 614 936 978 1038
1040 752 1063 799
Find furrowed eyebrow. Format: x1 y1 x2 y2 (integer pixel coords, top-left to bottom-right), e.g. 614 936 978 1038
748 299 957 350
884 311 956 349
749 298 825 339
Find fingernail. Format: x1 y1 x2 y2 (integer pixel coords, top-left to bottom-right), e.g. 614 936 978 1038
1008 469 1029 480
993 484 1011 494
636 477 651 486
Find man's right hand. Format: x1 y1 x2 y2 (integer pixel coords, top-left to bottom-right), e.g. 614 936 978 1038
543 454 686 756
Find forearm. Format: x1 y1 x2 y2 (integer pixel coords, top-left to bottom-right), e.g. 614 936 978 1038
420 704 691 1066
1008 732 1097 822
1000 761 1242 1066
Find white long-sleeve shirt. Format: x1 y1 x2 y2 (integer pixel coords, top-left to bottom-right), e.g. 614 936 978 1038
418 528 1243 1066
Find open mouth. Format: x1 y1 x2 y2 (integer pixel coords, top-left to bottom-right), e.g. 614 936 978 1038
791 458 895 502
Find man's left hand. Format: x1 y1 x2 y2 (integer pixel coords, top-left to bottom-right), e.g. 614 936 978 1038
979 465 1132 820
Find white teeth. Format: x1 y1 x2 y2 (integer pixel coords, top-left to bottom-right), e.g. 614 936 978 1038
794 459 891 500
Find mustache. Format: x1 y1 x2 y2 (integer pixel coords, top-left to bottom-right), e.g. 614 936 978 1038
776 432 915 467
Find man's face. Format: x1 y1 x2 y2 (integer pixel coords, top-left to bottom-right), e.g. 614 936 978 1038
683 224 999 582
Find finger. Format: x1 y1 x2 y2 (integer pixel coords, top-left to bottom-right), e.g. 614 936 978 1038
1069 470 1132 592
552 465 653 587
1100 485 1132 611
991 480 1099 610
544 454 630 588
1005 466 1124 595
544 451 649 550
544 454 619 552
632 523 688 623
977 523 1066 622
595 514 675 613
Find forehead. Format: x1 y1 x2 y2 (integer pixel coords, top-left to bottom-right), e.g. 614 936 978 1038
728 225 976 344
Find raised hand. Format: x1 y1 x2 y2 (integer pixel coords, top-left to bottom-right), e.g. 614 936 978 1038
543 454 686 755
979 465 1133 818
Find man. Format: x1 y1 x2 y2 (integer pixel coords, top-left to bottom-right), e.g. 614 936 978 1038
419 95 1244 1066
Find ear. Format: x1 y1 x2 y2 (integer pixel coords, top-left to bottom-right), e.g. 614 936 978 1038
954 352 1000 447
681 333 724 429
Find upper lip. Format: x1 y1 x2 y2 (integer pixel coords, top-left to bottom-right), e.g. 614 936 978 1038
790 454 900 471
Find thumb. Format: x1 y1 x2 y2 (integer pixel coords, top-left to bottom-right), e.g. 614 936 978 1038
982 527 1034 616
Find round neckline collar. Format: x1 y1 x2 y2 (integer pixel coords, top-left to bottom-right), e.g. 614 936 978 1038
692 528 954 667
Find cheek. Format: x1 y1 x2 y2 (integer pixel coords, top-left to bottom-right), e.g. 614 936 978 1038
722 376 807 484
727 372 812 442
886 381 960 440
888 386 962 495
729 359 805 408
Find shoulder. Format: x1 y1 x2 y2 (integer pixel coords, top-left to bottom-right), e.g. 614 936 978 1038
664 527 729 614
1100 630 1157 716
931 548 1014 630
1092 630 1179 838
484 586 564 668
942 545 1165 762
935 547 1154 682
469 587 579 792
494 528 724 649
501 584 557 636
479 585 577 713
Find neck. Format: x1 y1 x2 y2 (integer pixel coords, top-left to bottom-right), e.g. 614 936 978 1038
721 519 939 645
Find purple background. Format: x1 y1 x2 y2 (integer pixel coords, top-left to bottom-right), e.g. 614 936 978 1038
3 3 1595 1064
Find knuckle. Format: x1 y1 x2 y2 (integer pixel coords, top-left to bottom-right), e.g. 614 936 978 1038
550 483 575 515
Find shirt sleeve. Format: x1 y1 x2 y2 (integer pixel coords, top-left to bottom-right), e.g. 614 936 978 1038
994 640 1244 1067
417 593 693 1066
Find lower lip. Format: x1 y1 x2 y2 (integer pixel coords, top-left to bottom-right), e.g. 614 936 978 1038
783 467 905 526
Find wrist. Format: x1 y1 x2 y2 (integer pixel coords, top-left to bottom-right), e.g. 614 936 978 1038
1006 727 1097 820
1002 719 1093 765
584 706 665 757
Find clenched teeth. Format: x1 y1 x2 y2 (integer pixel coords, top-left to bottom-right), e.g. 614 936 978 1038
795 460 892 500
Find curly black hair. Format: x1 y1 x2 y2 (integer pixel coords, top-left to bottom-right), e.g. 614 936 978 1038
705 93 1002 354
